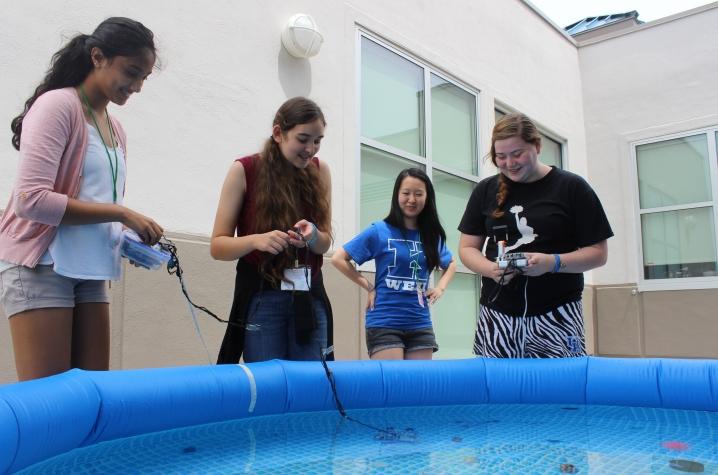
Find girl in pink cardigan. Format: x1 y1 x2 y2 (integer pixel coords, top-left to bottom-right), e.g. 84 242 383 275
0 18 163 381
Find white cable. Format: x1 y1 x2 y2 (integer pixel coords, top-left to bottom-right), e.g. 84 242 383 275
181 279 213 365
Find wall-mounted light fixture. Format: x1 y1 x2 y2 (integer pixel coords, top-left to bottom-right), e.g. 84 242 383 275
281 13 323 58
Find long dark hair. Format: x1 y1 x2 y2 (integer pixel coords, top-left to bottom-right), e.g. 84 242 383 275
253 97 330 285
384 168 446 275
489 113 542 218
10 17 156 150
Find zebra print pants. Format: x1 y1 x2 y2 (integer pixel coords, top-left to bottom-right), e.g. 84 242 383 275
473 300 585 358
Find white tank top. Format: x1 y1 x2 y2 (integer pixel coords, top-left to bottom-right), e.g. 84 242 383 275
42 123 127 280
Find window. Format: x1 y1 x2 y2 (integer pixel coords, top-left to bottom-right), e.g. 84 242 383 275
494 108 564 168
633 129 718 286
360 34 480 358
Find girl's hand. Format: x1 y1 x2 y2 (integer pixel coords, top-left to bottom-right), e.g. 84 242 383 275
488 262 517 285
523 252 554 277
254 230 290 254
289 219 316 248
366 288 376 311
121 208 163 245
425 287 445 305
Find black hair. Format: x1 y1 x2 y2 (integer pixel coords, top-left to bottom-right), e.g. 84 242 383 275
384 168 447 275
10 17 156 150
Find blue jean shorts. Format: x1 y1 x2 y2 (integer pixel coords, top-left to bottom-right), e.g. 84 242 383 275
0 265 109 318
365 327 438 356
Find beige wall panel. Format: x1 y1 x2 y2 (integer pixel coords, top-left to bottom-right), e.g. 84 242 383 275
595 286 642 356
118 238 234 369
643 290 718 358
0 313 15 385
322 263 363 360
582 286 596 355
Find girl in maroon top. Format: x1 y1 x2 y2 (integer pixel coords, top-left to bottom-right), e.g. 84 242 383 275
211 97 333 363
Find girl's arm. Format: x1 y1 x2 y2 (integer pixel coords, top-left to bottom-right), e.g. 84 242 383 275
331 247 376 310
14 93 163 244
522 240 608 276
210 161 290 261
290 160 333 254
426 258 457 305
61 200 163 244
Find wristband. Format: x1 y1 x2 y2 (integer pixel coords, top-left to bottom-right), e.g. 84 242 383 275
306 222 318 247
552 254 562 273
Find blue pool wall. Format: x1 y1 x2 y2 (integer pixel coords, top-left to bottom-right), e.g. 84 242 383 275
2 356 718 473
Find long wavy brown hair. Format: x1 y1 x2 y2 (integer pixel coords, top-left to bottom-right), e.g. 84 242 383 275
253 97 330 285
489 113 542 218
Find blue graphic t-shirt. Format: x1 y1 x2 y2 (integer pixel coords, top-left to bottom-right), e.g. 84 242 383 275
342 220 453 330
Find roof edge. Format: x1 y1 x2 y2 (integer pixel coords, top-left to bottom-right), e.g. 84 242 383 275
577 1 718 47
570 16 641 39
520 0 577 47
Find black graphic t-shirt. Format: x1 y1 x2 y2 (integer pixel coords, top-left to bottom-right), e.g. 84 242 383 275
458 167 613 316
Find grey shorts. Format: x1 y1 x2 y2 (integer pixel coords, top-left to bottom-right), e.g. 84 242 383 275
0 265 109 318
365 327 438 356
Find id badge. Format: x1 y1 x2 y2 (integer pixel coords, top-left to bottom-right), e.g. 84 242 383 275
281 267 311 291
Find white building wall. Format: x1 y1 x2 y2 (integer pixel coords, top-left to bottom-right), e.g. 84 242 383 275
0 0 589 381
1 0 586 244
578 5 718 286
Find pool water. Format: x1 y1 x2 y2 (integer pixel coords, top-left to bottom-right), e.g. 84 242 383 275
19 404 718 474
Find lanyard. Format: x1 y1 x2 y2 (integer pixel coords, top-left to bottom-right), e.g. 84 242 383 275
78 87 119 203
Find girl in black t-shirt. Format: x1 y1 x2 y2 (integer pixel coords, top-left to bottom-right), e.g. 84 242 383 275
458 113 613 358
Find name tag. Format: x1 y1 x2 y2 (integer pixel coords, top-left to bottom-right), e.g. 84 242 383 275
281 267 311 291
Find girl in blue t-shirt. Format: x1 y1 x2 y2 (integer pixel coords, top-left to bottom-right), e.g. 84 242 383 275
332 168 456 360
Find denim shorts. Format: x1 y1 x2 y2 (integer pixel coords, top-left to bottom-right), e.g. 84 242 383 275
365 326 438 356
0 265 109 318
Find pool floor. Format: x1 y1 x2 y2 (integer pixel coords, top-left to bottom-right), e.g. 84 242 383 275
19 404 718 474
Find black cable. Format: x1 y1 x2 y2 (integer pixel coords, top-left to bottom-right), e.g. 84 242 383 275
160 233 403 438
488 260 522 304
297 236 407 439
158 236 244 328
318 347 399 436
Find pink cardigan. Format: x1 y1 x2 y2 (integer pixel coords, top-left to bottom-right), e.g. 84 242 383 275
0 88 127 267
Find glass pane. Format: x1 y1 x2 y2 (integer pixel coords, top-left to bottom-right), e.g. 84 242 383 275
433 170 475 261
361 37 425 156
431 74 477 174
641 207 718 279
539 133 562 168
636 134 712 209
433 272 479 359
360 145 423 230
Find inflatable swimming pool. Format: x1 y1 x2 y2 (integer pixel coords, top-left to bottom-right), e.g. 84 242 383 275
1 357 717 473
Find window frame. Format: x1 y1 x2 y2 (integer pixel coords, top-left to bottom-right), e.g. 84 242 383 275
630 126 718 291
356 30 481 275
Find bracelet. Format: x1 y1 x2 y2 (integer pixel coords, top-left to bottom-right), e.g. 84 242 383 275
552 254 562 273
306 222 318 247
